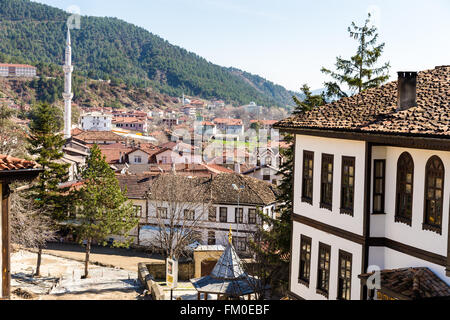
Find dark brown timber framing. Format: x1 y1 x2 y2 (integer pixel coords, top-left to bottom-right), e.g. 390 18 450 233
369 238 446 267
0 168 41 299
292 214 447 267
275 127 450 152
292 214 365 244
2 184 11 299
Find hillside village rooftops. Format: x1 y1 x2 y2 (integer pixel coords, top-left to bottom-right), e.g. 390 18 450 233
275 66 450 138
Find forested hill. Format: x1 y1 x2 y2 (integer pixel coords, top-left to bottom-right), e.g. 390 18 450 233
0 0 297 107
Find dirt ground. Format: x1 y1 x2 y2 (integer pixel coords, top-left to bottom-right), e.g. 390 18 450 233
41 242 164 272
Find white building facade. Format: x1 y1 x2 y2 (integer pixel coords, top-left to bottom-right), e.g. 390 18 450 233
276 67 450 300
0 64 36 77
80 112 113 131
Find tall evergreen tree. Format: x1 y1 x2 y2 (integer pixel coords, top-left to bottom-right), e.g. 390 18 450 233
27 102 70 276
74 145 138 278
321 13 390 100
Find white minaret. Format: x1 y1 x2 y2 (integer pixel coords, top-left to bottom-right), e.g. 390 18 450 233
63 27 73 139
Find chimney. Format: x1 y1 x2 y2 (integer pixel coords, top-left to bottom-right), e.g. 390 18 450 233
397 71 417 111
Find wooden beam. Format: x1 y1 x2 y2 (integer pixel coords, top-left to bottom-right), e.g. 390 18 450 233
2 183 11 299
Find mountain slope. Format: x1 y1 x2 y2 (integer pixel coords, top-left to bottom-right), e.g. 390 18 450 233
0 0 297 107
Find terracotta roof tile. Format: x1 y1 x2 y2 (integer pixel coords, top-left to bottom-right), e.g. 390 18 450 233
117 174 153 199
359 267 450 300
75 131 126 142
0 154 39 171
276 66 450 137
213 118 243 126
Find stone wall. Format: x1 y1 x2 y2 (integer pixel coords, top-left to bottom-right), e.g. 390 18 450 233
146 260 194 281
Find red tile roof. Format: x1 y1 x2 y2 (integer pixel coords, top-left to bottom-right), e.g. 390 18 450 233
359 267 450 300
250 120 278 125
0 63 36 69
276 66 450 137
75 130 126 142
127 144 162 157
71 128 84 136
112 117 146 124
213 118 243 126
0 154 39 171
97 144 133 164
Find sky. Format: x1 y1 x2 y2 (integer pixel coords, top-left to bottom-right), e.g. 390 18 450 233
33 0 450 91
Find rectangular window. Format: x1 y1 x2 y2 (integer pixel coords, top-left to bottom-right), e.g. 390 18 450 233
248 209 257 224
208 206 216 222
208 231 216 245
184 209 195 221
235 208 243 223
298 235 312 286
316 242 331 298
133 205 142 218
219 207 228 223
233 236 247 252
337 250 352 300
134 156 142 163
320 154 334 211
156 207 168 219
302 151 314 204
373 160 386 214
340 156 355 216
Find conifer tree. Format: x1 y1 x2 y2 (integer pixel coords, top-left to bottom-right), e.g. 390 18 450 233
249 85 326 296
75 145 138 278
27 102 70 276
321 13 390 99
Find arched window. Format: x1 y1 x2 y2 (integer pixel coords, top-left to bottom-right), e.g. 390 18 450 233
395 152 414 225
423 156 445 234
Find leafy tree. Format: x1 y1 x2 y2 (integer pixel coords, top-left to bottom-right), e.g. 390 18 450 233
321 13 390 100
27 102 70 276
74 145 138 278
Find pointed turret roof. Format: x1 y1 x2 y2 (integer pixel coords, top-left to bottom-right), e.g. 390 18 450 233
210 242 246 280
190 240 264 298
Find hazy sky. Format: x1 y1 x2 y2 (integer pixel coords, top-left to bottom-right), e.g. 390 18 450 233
33 0 450 91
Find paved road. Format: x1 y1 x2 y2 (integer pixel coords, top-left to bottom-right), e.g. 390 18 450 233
41 242 164 272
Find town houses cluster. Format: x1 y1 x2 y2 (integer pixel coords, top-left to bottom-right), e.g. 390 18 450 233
1 22 449 302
